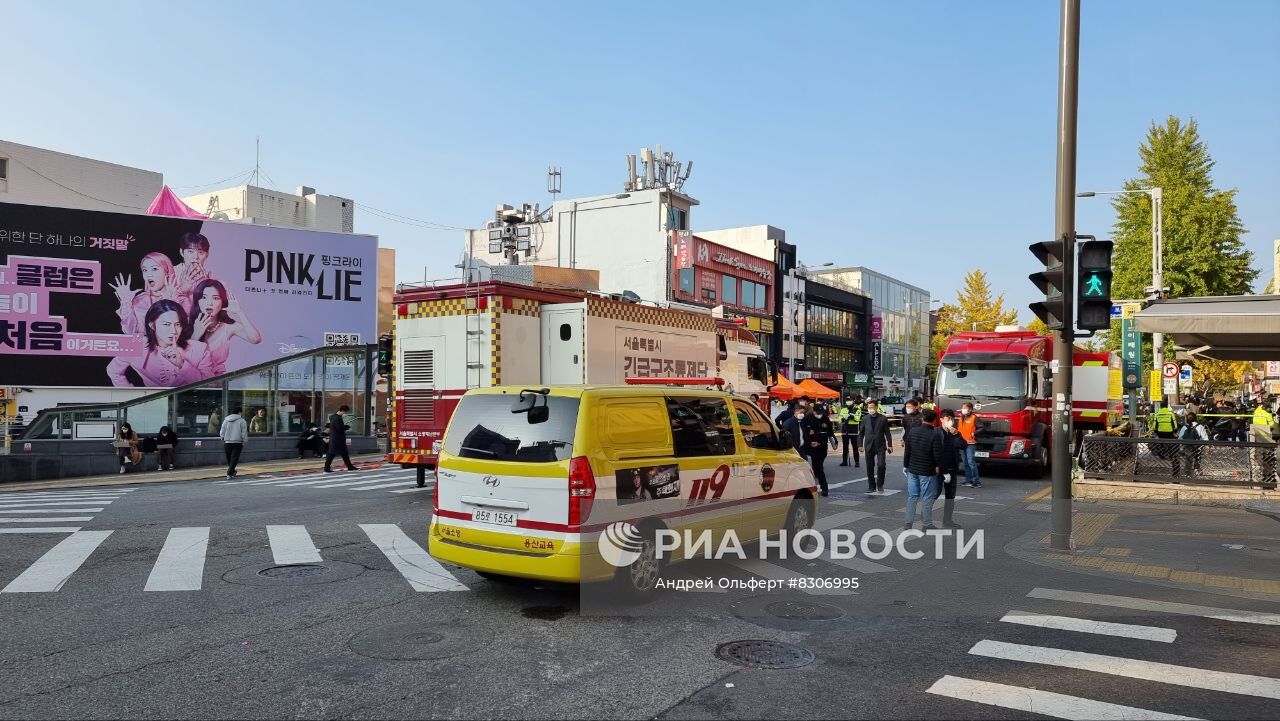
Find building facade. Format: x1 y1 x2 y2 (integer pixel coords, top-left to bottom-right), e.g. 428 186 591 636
809 266 932 397
799 279 874 394
0 139 163 213
694 225 796 367
181 185 355 233
670 231 776 355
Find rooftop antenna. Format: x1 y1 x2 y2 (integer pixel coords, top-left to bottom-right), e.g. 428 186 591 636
547 166 562 208
250 136 260 187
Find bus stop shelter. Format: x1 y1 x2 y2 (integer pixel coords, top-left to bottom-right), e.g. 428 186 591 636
1133 294 1280 361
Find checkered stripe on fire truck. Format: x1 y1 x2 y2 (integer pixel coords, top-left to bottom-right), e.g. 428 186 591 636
399 297 480 318
586 296 715 333
488 296 542 386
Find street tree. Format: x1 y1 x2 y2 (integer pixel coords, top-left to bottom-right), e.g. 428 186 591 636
1101 117 1256 362
1191 359 1253 397
930 271 1018 361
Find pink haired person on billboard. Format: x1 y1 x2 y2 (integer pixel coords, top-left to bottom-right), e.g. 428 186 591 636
110 252 187 336
189 278 262 375
107 299 214 387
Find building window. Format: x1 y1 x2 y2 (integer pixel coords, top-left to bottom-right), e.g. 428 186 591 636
807 304 862 338
740 280 767 310
669 207 688 231
805 344 856 371
721 275 737 305
702 288 717 302
0 157 7 180
678 268 695 295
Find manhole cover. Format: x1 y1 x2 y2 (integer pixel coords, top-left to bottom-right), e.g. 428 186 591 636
764 600 846 621
258 564 330 579
348 622 492 661
715 640 814 669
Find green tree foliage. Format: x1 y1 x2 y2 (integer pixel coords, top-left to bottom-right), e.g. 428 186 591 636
930 270 1018 356
1101 117 1256 358
1026 318 1051 336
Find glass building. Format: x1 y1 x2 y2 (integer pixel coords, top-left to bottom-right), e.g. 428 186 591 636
808 267 932 396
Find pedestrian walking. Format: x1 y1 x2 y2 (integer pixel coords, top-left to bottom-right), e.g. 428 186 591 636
902 409 942 530
782 406 808 459
861 399 893 495
838 396 862 467
155 425 179 470
1173 412 1207 478
934 409 965 528
113 423 141 474
219 408 248 478
803 403 836 496
957 402 982 488
775 399 798 429
324 405 358 472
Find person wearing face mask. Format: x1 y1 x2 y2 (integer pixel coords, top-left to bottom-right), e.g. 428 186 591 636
775 399 799 429
781 406 808 459
861 400 893 495
838 397 861 468
934 409 965 528
803 403 835 496
957 402 982 488
901 399 923 432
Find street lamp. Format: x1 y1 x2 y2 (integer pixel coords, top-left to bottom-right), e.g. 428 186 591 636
785 261 834 379
1078 187 1164 400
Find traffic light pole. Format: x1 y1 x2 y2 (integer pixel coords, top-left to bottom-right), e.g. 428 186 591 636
1050 0 1080 552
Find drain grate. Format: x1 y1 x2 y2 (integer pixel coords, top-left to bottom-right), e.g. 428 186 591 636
716 640 814 669
258 564 330 579
764 600 845 621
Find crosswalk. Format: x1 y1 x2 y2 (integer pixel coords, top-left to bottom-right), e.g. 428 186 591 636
0 522 468 594
212 466 431 494
0 487 136 534
925 586 1280 718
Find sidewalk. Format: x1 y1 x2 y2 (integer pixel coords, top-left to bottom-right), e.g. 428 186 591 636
0 453 389 493
1008 496 1280 601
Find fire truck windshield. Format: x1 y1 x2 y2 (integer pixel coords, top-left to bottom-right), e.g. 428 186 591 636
937 363 1028 400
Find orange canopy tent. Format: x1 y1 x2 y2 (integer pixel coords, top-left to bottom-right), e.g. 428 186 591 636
767 373 801 400
797 378 840 399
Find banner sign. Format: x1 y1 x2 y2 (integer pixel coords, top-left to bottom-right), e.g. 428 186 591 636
870 315 883 341
0 203 377 388
673 231 692 270
871 341 883 371
1121 318 1143 389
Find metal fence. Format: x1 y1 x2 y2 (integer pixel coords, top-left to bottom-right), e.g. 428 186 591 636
1078 435 1278 489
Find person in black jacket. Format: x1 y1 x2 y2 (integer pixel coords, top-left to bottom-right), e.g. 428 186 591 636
934 409 965 528
324 405 358 472
781 407 808 459
900 399 923 432
155 426 180 470
861 400 894 495
902 408 942 529
775 399 799 429
296 423 324 458
802 403 836 496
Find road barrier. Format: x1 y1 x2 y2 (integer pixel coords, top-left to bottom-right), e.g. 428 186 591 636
1079 435 1278 489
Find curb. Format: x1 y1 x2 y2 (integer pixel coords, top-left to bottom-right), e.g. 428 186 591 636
0 454 389 492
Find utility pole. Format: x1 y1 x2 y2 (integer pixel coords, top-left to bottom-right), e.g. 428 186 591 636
1050 0 1080 552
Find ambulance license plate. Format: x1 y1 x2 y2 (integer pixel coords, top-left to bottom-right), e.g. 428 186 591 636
473 509 518 526
974 451 990 458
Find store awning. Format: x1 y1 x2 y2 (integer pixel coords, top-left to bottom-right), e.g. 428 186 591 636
797 378 840 399
1133 295 1280 361
768 373 801 400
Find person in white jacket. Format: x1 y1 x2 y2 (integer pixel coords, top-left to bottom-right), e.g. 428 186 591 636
219 408 249 478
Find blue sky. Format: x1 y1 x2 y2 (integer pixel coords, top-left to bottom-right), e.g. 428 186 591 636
5 0 1277 320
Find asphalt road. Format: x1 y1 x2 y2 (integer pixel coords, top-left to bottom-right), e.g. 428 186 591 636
1 446 1277 720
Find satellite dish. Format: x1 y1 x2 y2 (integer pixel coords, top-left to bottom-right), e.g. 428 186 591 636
621 290 641 303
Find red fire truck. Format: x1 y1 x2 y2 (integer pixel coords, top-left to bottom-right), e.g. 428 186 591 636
385 278 769 486
934 328 1115 475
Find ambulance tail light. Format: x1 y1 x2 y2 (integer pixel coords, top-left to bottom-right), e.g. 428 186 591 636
568 456 596 530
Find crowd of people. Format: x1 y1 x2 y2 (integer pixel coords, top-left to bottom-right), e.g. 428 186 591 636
770 393 979 529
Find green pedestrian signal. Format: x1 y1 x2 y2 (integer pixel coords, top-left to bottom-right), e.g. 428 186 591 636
1084 272 1106 297
1077 240 1114 331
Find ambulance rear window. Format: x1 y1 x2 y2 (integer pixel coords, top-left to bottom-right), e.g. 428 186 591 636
443 394 579 463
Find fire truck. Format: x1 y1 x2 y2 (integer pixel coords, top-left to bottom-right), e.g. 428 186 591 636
386 279 770 485
934 327 1116 475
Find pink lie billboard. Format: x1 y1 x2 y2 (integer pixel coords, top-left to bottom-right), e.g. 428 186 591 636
0 203 377 388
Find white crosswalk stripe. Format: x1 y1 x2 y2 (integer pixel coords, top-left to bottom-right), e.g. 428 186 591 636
926 676 1201 720
267 525 322 565
145 527 210 592
2 531 113 593
214 467 422 494
999 610 1177 642
1028 587 1280 626
0 488 134 534
359 524 469 592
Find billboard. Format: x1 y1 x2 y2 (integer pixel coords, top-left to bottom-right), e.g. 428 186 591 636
0 203 376 388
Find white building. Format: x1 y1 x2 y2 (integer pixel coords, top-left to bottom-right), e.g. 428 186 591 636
0 139 163 212
463 186 697 305
181 185 354 233
808 266 932 395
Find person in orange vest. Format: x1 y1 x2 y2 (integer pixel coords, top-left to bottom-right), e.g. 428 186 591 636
957 401 982 488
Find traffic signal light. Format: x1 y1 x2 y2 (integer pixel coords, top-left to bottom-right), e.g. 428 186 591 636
1028 237 1068 330
377 333 393 377
1077 239 1114 331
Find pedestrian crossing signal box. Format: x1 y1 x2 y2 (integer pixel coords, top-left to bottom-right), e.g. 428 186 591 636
377 334 393 377
1076 240 1114 332
1028 238 1067 331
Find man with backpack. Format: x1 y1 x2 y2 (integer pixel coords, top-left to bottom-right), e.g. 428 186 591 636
1173 412 1208 478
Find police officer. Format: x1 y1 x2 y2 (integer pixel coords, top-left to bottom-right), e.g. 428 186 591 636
838 396 862 467
803 403 836 496
1151 404 1178 440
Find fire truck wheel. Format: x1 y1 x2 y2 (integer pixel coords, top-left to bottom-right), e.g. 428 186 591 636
1030 444 1049 477
416 467 427 487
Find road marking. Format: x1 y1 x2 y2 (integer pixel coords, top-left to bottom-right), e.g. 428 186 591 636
817 551 896 574
1027 587 1280 626
813 509 875 531
266 525 323 565
1025 485 1052 502
145 527 210 592
359 524 468 592
868 489 901 496
953 511 986 517
969 640 1280 699
0 517 94 523
926 675 1200 721
313 475 410 489
1000 610 1176 642
1110 528 1280 542
0 527 82 534
0 508 104 514
390 485 434 494
346 481 417 491
0 493 126 501
827 477 868 489
825 499 865 508
0 501 118 508
275 471 407 487
1 530 113 593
